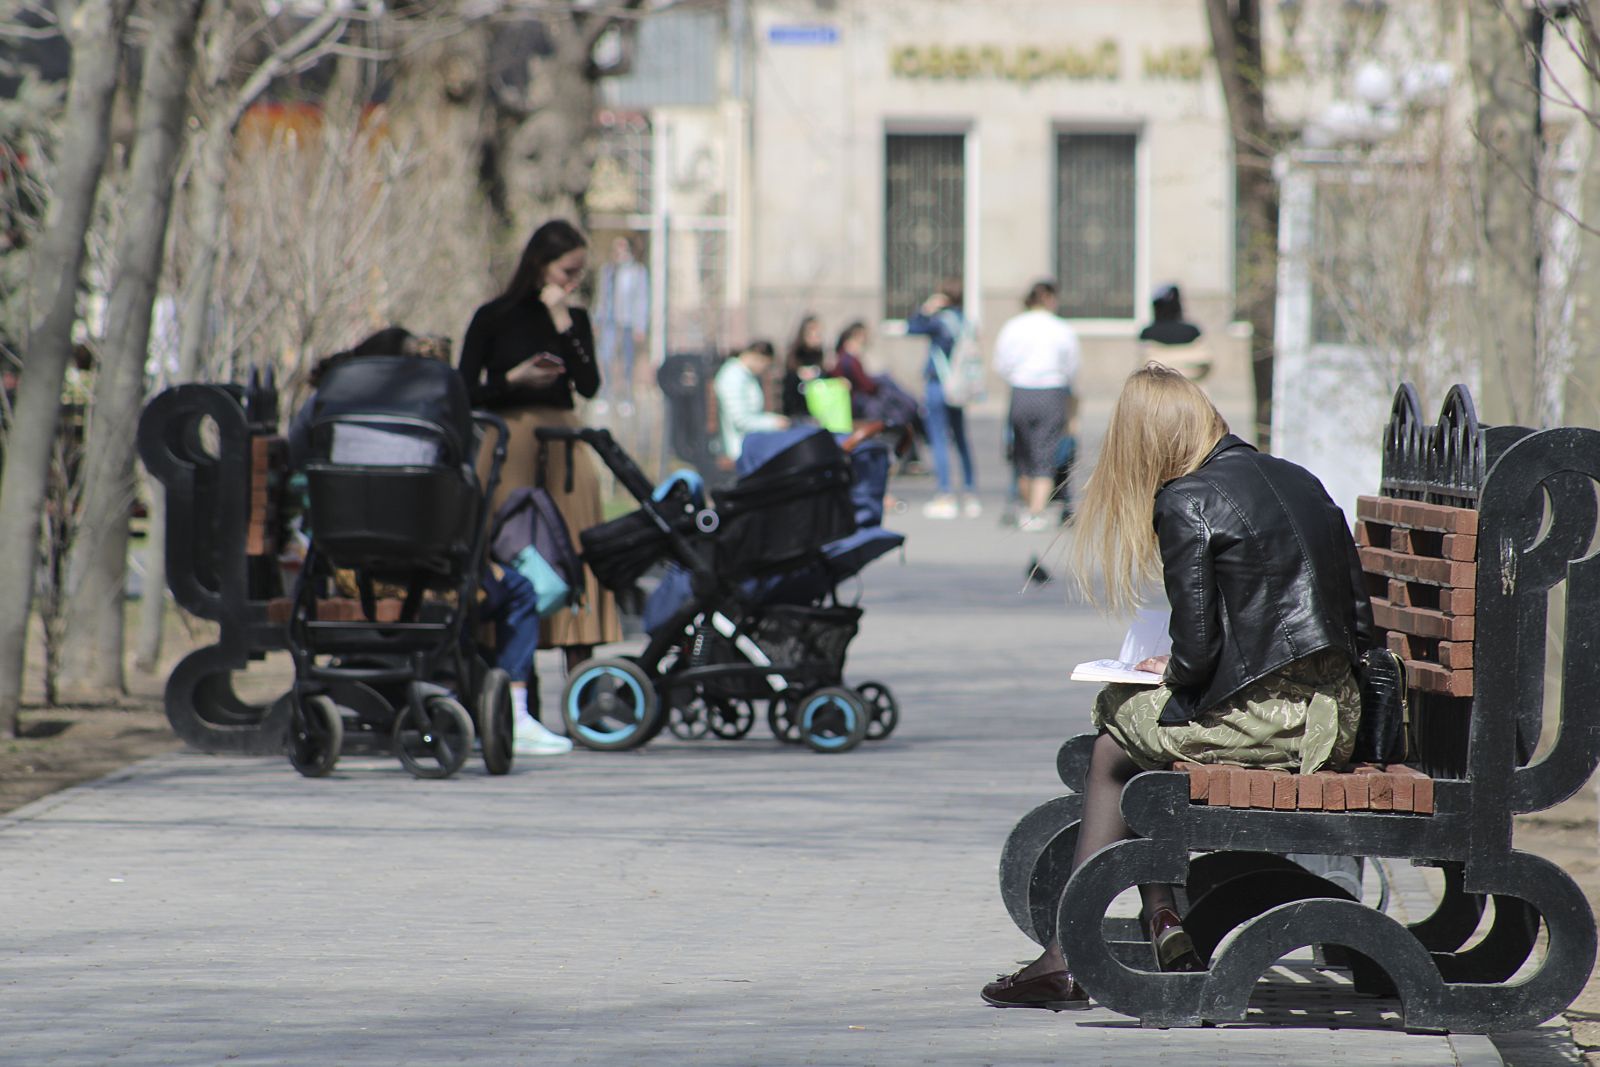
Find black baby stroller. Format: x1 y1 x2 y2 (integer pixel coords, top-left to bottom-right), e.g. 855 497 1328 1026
536 423 904 754
284 354 515 779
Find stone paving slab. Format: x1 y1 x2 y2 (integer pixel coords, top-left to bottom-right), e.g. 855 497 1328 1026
0 454 1516 1066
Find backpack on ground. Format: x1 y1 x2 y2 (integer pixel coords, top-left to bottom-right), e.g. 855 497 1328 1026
934 319 987 408
490 488 584 616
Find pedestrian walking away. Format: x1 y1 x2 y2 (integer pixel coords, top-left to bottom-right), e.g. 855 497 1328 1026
459 219 620 752
905 276 980 519
994 279 1079 533
982 362 1375 1011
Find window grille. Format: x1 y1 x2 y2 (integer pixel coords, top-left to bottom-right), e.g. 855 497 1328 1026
884 133 966 321
1055 133 1137 319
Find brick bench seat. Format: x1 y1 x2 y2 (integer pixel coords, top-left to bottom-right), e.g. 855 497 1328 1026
1172 762 1435 814
266 596 407 625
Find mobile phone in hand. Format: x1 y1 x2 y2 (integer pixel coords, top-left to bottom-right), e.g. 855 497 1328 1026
531 353 564 369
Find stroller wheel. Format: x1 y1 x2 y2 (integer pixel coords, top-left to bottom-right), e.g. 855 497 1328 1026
394 695 474 779
563 657 661 751
707 697 756 740
767 695 802 743
855 681 900 741
797 686 870 754
667 698 710 740
287 695 343 778
477 668 515 775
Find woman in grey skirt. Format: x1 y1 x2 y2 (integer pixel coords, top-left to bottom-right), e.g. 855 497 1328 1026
981 362 1376 1011
993 280 1079 532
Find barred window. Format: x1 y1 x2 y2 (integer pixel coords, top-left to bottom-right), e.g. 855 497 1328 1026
884 133 966 321
1055 132 1138 319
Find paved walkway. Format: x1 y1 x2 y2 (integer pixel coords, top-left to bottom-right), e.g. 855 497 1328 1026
0 427 1542 1065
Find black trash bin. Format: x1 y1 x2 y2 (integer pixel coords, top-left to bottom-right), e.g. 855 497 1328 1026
657 351 729 488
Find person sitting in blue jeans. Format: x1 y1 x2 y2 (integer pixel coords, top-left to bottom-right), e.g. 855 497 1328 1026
480 562 572 755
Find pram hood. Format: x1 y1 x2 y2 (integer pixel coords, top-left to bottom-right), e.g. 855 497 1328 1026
715 427 856 578
640 429 904 634
301 355 479 568
308 355 473 467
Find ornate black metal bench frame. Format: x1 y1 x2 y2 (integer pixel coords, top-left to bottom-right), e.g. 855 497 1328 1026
137 374 291 754
998 385 1600 1032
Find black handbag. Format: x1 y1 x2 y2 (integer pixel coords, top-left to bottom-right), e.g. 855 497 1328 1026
1351 647 1409 765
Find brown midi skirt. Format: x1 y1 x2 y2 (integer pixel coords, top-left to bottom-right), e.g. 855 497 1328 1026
482 406 623 649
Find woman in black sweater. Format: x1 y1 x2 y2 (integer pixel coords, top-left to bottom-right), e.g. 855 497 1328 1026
459 220 620 678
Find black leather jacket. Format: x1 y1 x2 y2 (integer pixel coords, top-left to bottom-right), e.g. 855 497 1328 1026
1154 434 1376 724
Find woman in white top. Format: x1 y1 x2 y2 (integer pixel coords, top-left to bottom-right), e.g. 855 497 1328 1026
713 340 789 460
993 280 1081 531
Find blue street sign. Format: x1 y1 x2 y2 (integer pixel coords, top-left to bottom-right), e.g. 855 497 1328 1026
767 24 840 46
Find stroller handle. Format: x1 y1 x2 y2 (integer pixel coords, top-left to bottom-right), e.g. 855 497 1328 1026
533 425 656 503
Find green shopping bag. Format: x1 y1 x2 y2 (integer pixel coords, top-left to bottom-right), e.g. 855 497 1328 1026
803 377 853 433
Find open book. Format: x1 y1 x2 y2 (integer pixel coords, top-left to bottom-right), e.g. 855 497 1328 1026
1070 607 1171 686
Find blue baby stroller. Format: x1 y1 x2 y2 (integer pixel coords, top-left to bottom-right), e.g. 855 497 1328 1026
285 355 514 778
536 424 905 753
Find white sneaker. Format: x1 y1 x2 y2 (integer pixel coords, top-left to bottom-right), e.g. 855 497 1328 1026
514 714 573 755
922 494 959 519
962 494 983 519
1019 512 1049 533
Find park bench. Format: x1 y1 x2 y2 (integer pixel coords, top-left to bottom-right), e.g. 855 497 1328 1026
140 374 463 753
997 383 1600 1032
137 371 294 753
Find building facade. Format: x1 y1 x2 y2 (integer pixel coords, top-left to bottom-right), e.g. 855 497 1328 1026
745 0 1237 389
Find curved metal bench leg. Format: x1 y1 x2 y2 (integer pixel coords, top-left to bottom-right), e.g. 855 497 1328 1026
1434 894 1541 983
1183 865 1357 965
1408 862 1485 953
167 647 292 755
997 793 1082 944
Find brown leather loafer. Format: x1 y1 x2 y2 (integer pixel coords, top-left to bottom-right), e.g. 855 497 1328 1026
980 968 1090 1011
1146 907 1204 972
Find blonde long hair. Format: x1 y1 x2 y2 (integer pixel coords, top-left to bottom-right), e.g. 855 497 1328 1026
1067 363 1229 614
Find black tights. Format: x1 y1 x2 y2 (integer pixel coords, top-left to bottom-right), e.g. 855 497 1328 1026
1019 731 1178 979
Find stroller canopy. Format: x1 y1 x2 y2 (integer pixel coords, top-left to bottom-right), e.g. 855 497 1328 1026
716 427 856 579
309 356 474 467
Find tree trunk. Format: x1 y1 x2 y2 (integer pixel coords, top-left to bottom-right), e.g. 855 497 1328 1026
1205 0 1278 449
1565 4 1600 429
133 480 166 672
1466 0 1541 427
59 0 204 701
506 28 603 238
0 0 133 736
382 20 502 287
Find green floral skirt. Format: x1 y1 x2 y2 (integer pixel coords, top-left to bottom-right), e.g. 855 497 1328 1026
1092 648 1361 775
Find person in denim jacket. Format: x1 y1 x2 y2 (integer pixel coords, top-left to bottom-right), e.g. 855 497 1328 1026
905 276 979 518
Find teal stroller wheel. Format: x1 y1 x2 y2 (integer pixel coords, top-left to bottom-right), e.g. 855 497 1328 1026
797 686 869 754
563 657 661 751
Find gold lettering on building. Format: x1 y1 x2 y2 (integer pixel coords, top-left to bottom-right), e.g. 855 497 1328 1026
1141 46 1208 80
890 41 1121 83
